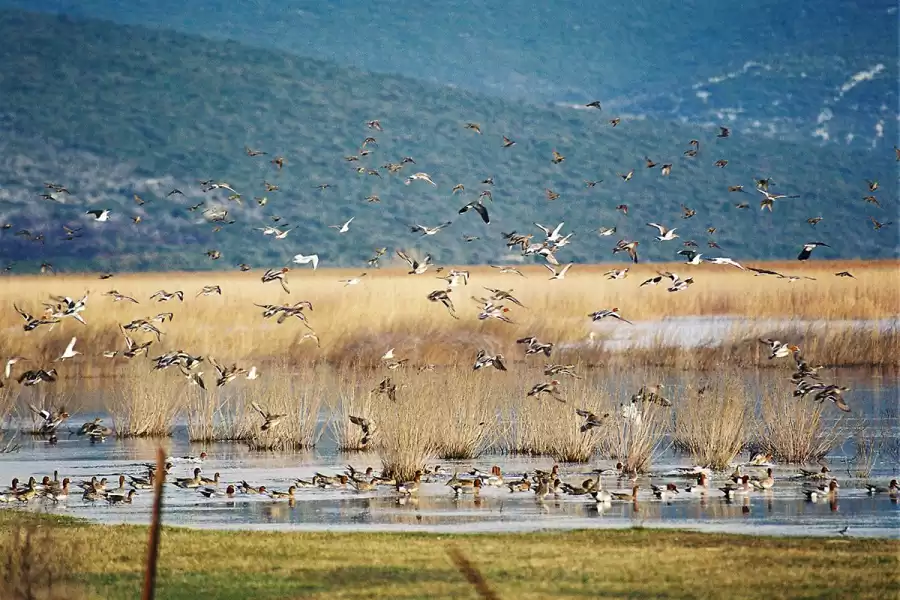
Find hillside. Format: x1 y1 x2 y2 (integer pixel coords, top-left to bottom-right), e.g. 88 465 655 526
0 9 896 272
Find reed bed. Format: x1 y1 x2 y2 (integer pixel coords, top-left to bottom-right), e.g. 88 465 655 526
370 393 439 481
407 369 504 460
327 367 375 451
607 402 671 474
105 366 183 437
672 374 750 470
0 386 19 453
0 260 895 375
245 368 325 451
754 381 845 464
503 372 614 462
847 421 881 478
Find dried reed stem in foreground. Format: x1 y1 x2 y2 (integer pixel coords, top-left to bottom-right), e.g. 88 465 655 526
447 546 500 600
755 383 845 464
673 375 749 470
0 520 86 600
107 367 183 437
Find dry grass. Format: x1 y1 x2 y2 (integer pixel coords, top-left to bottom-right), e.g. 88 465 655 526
106 365 184 437
754 381 845 464
407 369 504 460
244 367 326 451
0 260 895 375
608 402 671 474
847 421 881 478
503 372 613 462
327 367 375 451
673 374 750 470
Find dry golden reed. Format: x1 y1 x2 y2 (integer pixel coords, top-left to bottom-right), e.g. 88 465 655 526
106 365 184 437
0 260 895 376
754 380 845 464
673 374 750 470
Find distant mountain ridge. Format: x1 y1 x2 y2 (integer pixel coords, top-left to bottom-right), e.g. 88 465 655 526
3 0 897 147
0 9 896 273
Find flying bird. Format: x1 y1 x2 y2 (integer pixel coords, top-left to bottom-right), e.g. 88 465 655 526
329 217 355 233
292 254 319 270
797 242 830 261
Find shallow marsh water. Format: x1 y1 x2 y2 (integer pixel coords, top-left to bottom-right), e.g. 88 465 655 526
0 368 897 538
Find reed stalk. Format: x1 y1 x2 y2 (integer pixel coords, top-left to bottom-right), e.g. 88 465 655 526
673 375 750 470
754 381 845 464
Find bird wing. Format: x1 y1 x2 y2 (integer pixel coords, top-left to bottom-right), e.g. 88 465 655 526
647 223 666 235
473 203 490 224
250 402 267 418
395 250 414 268
65 337 77 355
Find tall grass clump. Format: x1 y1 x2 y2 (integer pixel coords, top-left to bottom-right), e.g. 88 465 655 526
504 373 613 462
368 383 438 480
0 520 86 600
673 375 750 470
755 382 845 464
185 387 252 443
106 366 183 437
411 368 504 460
245 367 325 451
847 421 881 478
606 402 670 474
0 385 20 452
327 367 374 451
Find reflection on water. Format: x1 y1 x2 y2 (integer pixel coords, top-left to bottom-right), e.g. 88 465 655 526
0 368 897 538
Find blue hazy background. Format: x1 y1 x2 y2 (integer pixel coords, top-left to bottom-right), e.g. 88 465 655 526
0 1 896 270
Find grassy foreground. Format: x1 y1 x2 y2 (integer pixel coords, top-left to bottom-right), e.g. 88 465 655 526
1 513 897 599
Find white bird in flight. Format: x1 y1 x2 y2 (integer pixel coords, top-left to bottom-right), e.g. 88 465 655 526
409 222 452 236
706 257 745 270
329 217 355 233
340 273 367 286
647 222 679 241
545 263 573 280
55 337 81 361
292 254 319 270
405 172 437 186
86 209 111 222
534 222 566 242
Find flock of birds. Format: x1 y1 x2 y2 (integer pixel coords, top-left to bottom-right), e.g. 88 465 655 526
2 452 898 532
2 112 883 453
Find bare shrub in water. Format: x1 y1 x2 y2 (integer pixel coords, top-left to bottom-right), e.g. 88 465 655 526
414 368 504 460
245 367 325 451
848 420 881 478
369 381 438 480
327 367 375 451
106 366 183 437
673 375 750 470
607 401 670 474
755 381 845 464
503 370 615 462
